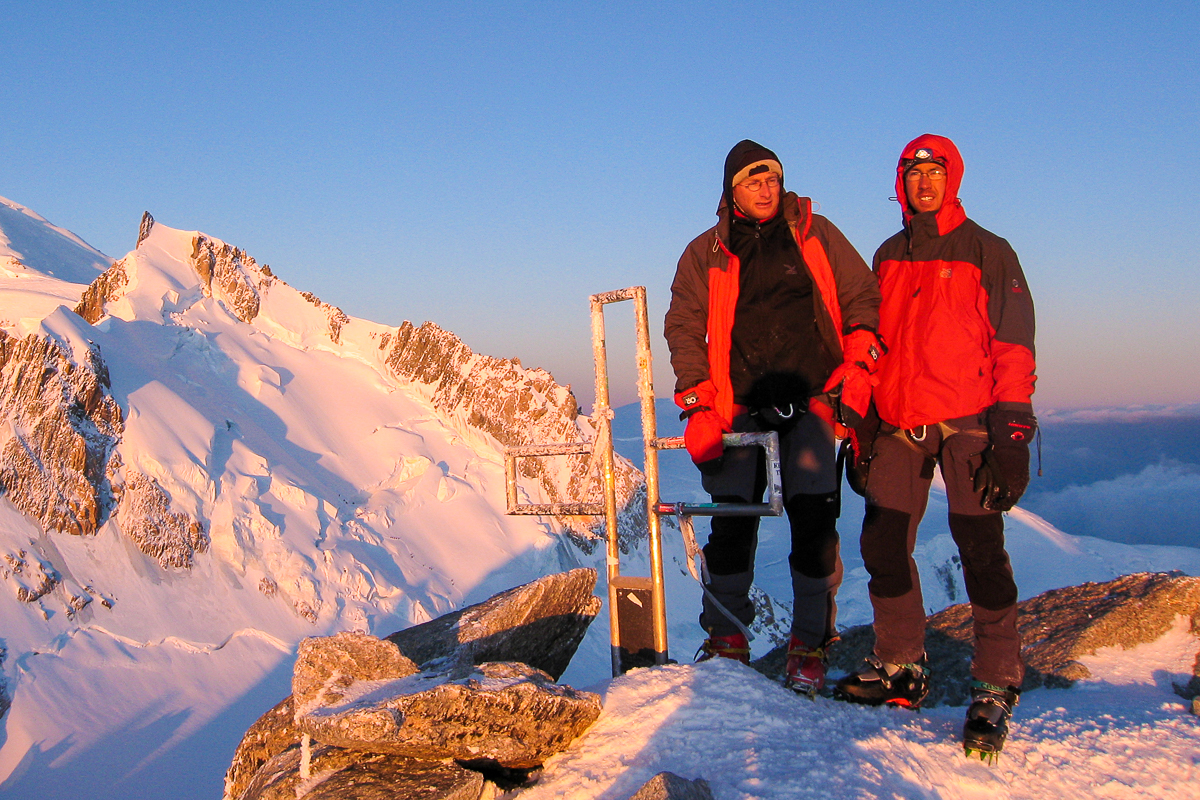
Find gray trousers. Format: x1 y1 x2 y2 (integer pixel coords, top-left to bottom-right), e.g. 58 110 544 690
699 411 842 648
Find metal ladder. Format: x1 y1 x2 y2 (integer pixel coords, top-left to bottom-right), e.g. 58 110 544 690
505 286 782 676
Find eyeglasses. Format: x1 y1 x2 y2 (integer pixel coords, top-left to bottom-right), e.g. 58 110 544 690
738 175 780 192
904 167 947 181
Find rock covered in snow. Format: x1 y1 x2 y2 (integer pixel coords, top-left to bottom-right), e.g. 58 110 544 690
116 471 208 569
386 566 602 680
189 234 263 324
1007 571 1200 683
74 256 131 325
1 548 60 602
0 645 10 723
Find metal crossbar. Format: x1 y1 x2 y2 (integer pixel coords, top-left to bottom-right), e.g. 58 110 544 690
504 286 783 676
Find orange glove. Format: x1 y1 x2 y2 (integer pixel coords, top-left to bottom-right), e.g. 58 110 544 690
841 329 884 374
675 381 730 470
823 330 884 426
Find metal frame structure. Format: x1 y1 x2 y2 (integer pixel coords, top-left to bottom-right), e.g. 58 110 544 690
505 286 782 676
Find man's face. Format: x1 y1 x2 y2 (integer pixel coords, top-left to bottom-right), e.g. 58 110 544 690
732 172 781 221
904 163 947 214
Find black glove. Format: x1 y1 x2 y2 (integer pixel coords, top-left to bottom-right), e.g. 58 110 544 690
973 408 1037 511
839 402 881 498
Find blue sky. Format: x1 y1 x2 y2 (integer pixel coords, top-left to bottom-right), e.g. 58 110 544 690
3 1 1197 410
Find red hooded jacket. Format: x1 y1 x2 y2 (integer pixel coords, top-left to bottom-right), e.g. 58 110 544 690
872 134 1036 429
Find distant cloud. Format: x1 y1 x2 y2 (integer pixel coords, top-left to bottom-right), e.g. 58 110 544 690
1040 403 1200 423
1021 461 1200 548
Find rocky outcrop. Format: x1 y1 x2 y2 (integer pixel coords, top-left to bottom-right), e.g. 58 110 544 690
74 257 131 324
136 211 154 248
190 234 263 324
226 570 602 800
2 548 60 602
628 772 715 800
296 659 601 767
115 471 208 569
386 567 602 680
0 329 122 536
236 743 483 800
298 291 350 345
756 572 1200 706
379 320 646 549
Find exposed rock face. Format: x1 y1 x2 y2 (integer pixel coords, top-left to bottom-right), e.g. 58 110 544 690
296 660 601 768
299 291 350 344
786 572 1200 706
0 329 122 536
115 471 208 569
74 257 131 324
628 772 715 800
235 742 483 800
379 320 646 549
386 567 602 681
136 211 154 248
190 234 263 324
293 632 420 713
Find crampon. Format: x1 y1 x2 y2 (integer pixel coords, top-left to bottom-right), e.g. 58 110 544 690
783 636 829 698
962 682 1019 763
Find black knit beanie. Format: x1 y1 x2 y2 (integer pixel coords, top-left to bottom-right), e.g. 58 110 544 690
723 140 784 203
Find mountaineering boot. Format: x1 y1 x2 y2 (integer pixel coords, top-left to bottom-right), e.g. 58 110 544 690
695 632 750 665
962 682 1020 762
783 635 829 697
833 654 930 708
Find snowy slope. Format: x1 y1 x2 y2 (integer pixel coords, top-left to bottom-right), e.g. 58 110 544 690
0 195 109 333
0 214 599 799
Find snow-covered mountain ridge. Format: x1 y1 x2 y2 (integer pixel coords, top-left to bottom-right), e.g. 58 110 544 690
0 202 641 798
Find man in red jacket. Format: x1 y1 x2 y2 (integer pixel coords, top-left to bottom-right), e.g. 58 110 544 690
665 140 881 695
834 134 1037 758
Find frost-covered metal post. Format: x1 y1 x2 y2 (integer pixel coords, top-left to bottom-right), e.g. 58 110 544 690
590 286 670 676
504 286 783 677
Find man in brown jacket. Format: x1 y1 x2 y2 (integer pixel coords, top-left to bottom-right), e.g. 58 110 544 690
664 140 881 694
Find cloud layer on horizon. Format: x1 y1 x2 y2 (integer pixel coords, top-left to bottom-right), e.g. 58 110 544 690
1022 460 1200 548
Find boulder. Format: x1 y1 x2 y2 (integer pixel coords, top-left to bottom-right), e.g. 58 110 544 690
627 771 714 800
296 660 601 769
235 740 483 800
293 631 419 713
386 567 601 681
755 572 1200 706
